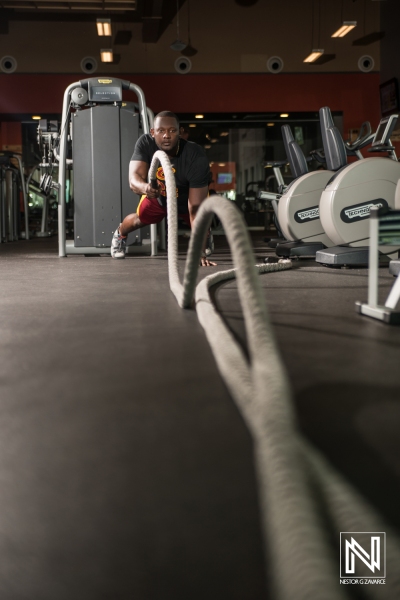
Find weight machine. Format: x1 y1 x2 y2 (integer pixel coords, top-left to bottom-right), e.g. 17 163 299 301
38 77 156 257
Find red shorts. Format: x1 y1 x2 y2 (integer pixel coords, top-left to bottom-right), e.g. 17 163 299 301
137 196 191 227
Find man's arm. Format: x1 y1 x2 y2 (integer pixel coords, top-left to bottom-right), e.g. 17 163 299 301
188 186 217 267
188 186 208 226
129 160 160 198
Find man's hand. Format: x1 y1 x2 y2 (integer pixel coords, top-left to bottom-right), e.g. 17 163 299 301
144 181 161 198
200 257 217 267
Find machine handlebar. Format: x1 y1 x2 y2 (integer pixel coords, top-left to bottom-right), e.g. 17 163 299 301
345 121 374 154
309 148 325 164
263 159 289 168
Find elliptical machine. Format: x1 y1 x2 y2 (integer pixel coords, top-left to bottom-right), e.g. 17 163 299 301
316 109 400 266
274 118 374 258
275 126 334 257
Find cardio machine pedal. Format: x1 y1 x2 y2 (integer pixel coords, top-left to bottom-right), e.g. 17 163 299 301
266 237 285 249
315 245 391 268
275 240 326 258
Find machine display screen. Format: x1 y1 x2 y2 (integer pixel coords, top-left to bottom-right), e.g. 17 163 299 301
88 86 123 103
372 121 388 145
372 115 397 146
217 173 233 184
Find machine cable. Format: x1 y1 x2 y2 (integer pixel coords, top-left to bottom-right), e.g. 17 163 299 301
38 101 72 196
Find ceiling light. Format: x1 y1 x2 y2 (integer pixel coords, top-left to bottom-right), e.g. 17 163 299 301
170 40 187 51
32 115 41 120
267 122 275 127
181 45 197 57
195 114 204 119
220 132 229 136
96 18 112 36
218 163 226 166
211 138 218 143
310 53 336 65
332 21 357 38
280 113 289 118
352 32 385 46
204 144 211 149
189 124 196 128
170 0 187 52
100 49 113 63
181 0 197 57
303 49 324 63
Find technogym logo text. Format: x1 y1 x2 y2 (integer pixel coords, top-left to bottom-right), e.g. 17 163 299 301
294 205 320 223
340 532 386 585
340 199 389 223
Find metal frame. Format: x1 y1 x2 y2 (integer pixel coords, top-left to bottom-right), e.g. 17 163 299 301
14 154 30 240
0 154 29 242
355 206 400 324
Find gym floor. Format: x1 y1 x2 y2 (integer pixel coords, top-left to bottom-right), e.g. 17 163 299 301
0 232 399 599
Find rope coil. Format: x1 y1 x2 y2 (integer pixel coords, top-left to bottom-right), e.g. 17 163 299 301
148 150 400 600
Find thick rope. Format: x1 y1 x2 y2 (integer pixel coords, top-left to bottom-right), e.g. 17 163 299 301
148 151 400 599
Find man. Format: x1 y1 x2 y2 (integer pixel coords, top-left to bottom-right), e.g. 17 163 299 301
111 111 216 266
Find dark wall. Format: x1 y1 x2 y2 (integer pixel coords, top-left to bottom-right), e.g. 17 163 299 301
0 72 381 140
380 0 400 86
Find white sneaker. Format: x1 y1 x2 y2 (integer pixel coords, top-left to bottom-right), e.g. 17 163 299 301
111 226 127 259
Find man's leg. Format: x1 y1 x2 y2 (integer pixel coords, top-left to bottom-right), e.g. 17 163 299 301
119 212 144 236
111 197 166 259
111 213 145 259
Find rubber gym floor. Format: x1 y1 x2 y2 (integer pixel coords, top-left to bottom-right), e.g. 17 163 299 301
0 231 399 599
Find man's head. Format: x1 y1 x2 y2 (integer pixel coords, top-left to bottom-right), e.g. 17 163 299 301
151 111 180 155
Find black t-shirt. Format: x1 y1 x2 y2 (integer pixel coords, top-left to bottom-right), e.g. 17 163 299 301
131 134 209 213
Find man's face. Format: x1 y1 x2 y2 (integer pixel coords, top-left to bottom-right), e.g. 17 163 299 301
151 117 180 154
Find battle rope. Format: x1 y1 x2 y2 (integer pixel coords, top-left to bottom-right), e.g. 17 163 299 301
148 151 400 600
